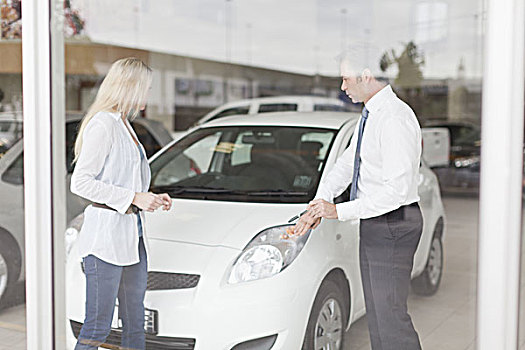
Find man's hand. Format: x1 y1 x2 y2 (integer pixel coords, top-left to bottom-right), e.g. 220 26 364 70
292 211 322 236
308 199 338 219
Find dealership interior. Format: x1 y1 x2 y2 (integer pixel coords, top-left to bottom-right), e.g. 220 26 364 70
0 0 524 349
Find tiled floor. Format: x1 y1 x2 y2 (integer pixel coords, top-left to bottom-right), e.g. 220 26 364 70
345 195 479 350
0 195 518 349
0 304 25 350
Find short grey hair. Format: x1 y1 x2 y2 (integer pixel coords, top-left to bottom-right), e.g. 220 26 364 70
337 46 389 83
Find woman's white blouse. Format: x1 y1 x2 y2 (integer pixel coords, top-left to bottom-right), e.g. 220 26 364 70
71 111 151 266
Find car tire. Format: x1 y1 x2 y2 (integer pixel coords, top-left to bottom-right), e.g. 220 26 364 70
0 232 21 308
302 279 347 350
411 221 444 296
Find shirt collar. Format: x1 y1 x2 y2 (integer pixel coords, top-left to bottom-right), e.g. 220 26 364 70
364 84 395 115
106 111 122 120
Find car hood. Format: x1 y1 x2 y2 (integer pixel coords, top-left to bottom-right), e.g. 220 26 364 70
145 198 306 250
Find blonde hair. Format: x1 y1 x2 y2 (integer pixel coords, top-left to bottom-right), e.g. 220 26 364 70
73 57 152 162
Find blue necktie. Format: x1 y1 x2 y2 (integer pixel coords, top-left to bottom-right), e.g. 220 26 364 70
349 107 369 201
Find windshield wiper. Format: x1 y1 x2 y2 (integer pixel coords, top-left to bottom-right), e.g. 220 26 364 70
151 185 242 195
151 186 309 197
244 190 309 196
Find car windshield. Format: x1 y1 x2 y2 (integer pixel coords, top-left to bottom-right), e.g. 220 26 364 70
150 126 337 203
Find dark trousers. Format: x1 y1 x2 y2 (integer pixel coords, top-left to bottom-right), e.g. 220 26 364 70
359 203 423 350
75 237 148 350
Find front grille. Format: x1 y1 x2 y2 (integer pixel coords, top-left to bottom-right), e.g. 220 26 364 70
80 267 200 291
147 272 200 290
70 321 196 350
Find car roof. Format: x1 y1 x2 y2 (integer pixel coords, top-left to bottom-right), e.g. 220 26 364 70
65 112 173 145
424 120 479 128
200 111 360 130
215 95 345 109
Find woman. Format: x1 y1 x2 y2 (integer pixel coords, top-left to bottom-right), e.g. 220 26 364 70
71 57 172 350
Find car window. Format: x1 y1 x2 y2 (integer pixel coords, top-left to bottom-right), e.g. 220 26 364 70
207 106 250 123
0 121 14 132
0 121 23 156
442 125 480 147
151 132 220 187
3 120 81 185
313 104 346 112
454 126 480 146
300 132 334 172
149 126 337 203
131 122 161 158
2 152 23 185
231 131 254 166
66 121 80 173
257 103 298 113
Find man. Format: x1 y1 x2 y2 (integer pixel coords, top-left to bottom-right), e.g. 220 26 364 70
293 54 423 350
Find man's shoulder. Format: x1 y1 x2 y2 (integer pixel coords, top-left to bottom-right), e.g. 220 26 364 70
381 96 417 123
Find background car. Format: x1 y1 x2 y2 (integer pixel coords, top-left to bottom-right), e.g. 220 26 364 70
421 127 450 168
423 120 481 192
172 95 358 139
66 111 446 350
0 114 23 158
0 113 172 307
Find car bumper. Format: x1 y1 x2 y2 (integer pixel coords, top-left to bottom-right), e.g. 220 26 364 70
66 239 316 350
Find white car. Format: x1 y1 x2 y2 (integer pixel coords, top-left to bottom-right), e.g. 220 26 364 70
66 112 445 350
172 95 356 140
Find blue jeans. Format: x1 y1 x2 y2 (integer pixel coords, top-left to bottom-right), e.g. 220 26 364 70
75 238 147 350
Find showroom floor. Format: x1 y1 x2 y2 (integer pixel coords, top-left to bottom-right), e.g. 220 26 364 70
1 195 524 350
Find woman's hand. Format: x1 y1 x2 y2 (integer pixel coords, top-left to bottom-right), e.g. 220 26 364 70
158 193 172 211
133 192 171 212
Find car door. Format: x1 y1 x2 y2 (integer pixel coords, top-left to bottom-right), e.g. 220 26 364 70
413 159 439 273
130 121 164 158
320 122 365 318
65 120 90 221
0 141 25 270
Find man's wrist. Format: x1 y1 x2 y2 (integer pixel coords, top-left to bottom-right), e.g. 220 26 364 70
333 203 339 219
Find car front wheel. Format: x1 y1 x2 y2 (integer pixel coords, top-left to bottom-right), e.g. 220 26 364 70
302 279 346 350
0 232 21 308
411 223 444 296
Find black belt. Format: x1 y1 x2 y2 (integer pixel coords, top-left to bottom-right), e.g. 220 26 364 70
91 203 141 215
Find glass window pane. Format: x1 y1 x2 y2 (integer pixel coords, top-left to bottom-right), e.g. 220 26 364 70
49 1 491 349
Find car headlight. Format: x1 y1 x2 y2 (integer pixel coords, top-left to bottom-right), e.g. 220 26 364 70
65 214 84 257
454 156 480 168
228 224 311 284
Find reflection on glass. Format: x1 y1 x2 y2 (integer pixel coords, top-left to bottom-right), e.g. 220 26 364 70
0 0 491 348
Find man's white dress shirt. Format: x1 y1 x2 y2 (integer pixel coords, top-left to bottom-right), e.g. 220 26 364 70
316 85 422 221
71 111 150 266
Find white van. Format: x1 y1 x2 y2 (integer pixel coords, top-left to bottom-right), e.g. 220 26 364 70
421 127 450 168
172 95 353 139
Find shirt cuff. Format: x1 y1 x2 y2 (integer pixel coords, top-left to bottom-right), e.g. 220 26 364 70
335 201 359 221
111 190 136 215
314 188 334 203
